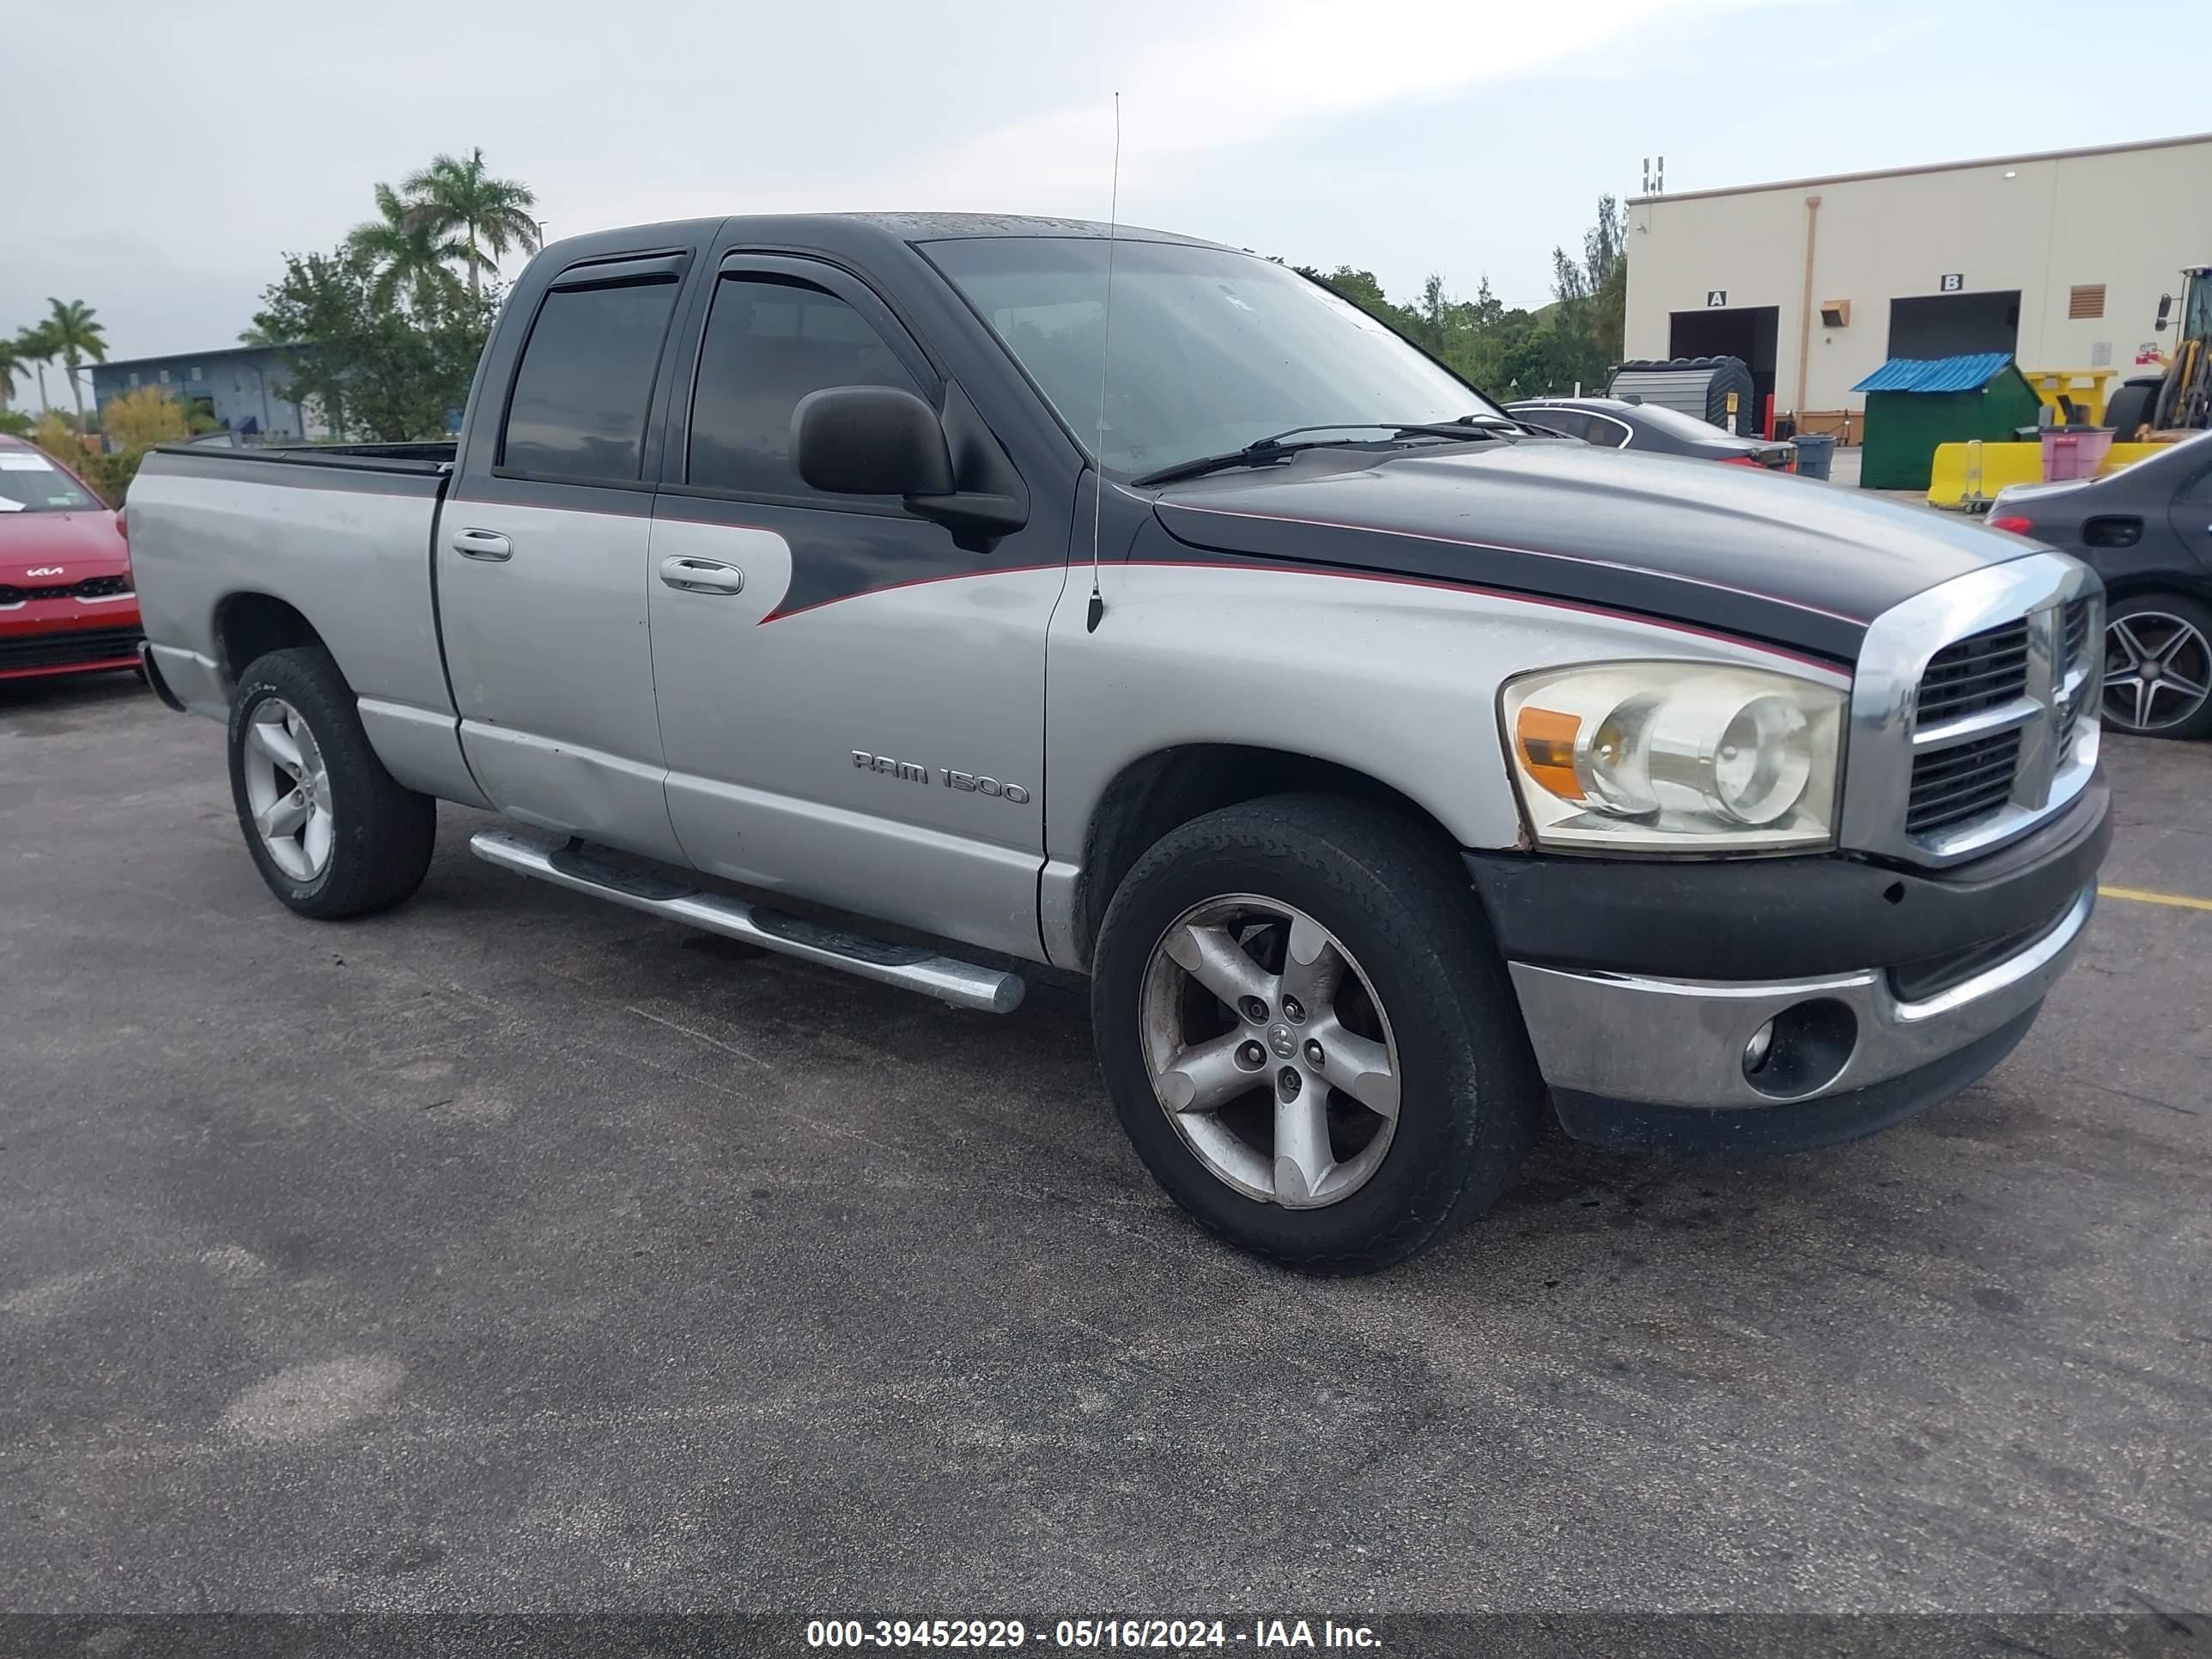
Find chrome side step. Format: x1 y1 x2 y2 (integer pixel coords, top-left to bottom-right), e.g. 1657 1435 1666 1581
468 828 1026 1014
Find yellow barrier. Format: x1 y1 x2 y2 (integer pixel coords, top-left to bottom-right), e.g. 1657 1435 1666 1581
1927 440 2164 510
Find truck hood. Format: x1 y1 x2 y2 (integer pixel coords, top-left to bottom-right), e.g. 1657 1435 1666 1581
1151 441 2034 661
0 508 129 583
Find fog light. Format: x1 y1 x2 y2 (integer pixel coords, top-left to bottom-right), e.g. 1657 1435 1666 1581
1743 1019 1776 1077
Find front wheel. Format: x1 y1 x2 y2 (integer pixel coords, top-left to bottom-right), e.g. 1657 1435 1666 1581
227 647 437 918
1090 795 1543 1273
2103 592 2212 739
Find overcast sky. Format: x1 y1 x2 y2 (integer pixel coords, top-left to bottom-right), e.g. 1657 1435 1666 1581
3 0 2200 404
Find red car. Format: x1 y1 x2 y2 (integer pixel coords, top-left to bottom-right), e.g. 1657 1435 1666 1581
0 434 141 684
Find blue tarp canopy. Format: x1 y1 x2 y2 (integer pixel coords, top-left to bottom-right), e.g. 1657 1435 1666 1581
1853 352 2016 394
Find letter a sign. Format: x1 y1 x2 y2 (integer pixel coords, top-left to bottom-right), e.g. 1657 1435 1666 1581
1706 290 1728 307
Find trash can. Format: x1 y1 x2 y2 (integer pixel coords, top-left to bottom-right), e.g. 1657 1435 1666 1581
1793 434 1836 480
2041 426 2115 482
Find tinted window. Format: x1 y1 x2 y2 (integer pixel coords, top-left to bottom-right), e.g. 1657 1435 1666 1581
501 278 678 482
688 276 926 496
1519 408 1590 441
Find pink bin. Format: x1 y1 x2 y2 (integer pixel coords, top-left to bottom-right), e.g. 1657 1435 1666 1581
2041 426 2116 483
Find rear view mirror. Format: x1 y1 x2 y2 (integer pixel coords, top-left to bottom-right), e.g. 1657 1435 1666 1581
793 386 956 497
792 384 1028 550
2156 294 2172 331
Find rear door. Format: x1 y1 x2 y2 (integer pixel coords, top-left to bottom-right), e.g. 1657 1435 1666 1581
437 250 692 861
645 252 1066 962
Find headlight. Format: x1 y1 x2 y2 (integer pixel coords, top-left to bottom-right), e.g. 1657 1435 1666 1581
1500 662 1844 854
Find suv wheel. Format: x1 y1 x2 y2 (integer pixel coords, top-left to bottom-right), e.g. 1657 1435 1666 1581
227 647 437 918
2104 593 2212 739
1091 794 1543 1273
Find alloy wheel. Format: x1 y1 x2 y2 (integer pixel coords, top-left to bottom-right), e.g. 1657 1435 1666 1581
2105 612 2212 732
1138 895 1401 1209
240 696 335 882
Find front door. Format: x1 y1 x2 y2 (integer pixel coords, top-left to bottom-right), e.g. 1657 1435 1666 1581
438 256 690 863
646 258 1064 962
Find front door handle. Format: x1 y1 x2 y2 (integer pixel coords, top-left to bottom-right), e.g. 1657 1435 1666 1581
452 527 513 562
659 556 745 595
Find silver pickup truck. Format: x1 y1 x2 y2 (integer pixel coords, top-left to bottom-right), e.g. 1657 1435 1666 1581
130 213 2111 1272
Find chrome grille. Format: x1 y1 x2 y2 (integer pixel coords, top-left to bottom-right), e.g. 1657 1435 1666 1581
1906 729 2022 836
1842 556 2102 870
1916 618 2029 724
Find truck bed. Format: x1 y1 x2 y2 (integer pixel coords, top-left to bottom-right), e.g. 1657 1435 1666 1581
129 442 459 781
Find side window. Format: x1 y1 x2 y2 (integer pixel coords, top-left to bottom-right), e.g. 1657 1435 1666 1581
688 275 927 497
1525 408 1589 441
1587 415 1634 448
501 277 679 483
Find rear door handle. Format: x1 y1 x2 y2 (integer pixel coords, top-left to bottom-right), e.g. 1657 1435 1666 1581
659 556 745 595
452 527 513 562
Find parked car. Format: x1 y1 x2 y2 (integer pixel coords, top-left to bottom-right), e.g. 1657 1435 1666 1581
1509 397 1796 469
0 434 140 684
129 213 2108 1273
1988 428 2212 738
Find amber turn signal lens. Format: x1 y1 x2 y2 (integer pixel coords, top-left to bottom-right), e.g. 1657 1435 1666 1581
1515 707 1584 801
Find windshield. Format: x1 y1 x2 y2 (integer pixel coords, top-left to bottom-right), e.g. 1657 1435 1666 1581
927 237 1503 477
0 448 100 514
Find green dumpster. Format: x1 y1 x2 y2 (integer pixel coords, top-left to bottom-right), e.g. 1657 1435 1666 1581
1851 354 2043 492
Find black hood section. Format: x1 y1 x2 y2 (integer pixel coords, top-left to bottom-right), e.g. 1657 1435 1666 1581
1150 442 2037 662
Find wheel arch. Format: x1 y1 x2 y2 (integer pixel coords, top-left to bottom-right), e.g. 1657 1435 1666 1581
211 592 333 689
2097 570 2212 609
1069 743 1476 969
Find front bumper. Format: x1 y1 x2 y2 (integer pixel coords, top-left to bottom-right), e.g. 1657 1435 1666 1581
1468 780 2109 1156
0 598 144 682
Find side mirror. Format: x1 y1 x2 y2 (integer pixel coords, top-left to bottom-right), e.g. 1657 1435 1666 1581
2156 294 2172 331
792 384 1028 550
793 385 955 496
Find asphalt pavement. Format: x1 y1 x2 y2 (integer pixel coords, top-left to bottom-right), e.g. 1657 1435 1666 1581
2 674 2207 1618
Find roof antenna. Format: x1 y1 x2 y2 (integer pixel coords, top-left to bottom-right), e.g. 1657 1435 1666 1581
1085 91 1121 635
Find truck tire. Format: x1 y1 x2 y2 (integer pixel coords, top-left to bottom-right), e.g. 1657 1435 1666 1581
1091 794 1543 1273
226 647 437 919
2103 592 2212 740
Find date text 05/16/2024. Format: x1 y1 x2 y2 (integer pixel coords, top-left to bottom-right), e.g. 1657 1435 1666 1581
805 1619 1382 1649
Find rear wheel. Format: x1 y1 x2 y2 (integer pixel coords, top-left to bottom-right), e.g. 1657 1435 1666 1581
2103 592 2212 739
1091 795 1543 1273
227 647 437 918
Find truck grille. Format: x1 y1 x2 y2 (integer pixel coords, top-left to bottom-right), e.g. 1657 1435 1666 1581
1906 729 2023 835
2056 598 2091 750
1842 556 2100 869
1916 618 2029 725
0 627 143 672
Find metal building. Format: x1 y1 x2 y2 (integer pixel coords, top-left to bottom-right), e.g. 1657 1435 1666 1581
88 345 319 441
1622 131 2212 432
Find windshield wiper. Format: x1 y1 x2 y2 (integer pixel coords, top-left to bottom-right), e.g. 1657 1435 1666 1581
1130 418 1511 487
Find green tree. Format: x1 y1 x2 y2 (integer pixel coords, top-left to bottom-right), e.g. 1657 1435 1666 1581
1543 195 1628 394
15 322 58 411
42 299 107 428
348 181 466 317
0 336 26 409
402 148 540 296
251 246 498 441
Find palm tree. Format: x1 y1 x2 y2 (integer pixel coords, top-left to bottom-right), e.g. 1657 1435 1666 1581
402 148 539 296
348 182 466 316
43 300 107 428
0 336 25 410
15 324 58 412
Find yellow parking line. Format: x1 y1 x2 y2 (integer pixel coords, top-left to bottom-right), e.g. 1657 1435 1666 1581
2100 885 2212 913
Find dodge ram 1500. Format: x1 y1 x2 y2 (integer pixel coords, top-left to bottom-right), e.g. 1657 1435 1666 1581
129 214 2110 1271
